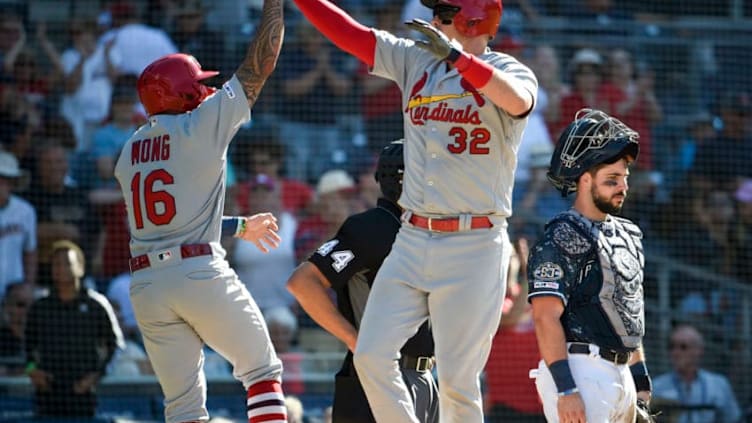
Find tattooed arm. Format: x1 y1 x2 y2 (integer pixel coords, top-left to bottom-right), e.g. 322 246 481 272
236 0 284 108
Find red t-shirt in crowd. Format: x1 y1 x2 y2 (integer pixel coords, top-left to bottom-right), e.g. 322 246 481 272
235 178 313 216
100 201 131 278
485 318 543 414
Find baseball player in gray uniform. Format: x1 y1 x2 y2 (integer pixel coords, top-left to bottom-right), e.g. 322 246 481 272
290 0 536 421
113 1 288 422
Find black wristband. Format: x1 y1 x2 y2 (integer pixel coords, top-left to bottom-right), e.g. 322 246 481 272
446 48 462 64
630 361 652 392
549 359 577 393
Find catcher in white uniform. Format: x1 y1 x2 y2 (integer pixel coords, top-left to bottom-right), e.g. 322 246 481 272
528 109 656 423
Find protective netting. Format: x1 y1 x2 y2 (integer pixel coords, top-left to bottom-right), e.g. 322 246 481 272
0 1 750 422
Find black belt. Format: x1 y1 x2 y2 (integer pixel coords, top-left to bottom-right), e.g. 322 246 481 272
399 355 434 372
568 343 631 365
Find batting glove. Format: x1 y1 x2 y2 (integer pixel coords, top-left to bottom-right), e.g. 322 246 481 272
404 18 464 64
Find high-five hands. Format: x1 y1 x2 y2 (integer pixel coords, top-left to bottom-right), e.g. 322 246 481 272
404 18 463 64
238 212 281 253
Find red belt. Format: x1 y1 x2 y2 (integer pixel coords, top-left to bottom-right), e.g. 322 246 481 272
129 243 213 273
408 214 493 232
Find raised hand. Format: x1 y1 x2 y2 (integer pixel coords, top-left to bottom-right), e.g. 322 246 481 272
404 18 462 63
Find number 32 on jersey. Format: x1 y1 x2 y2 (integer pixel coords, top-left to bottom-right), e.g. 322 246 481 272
447 127 491 155
316 240 355 273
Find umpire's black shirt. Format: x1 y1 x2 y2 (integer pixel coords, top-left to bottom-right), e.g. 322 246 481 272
307 198 434 370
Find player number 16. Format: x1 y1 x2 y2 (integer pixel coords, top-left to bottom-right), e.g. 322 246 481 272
130 170 177 229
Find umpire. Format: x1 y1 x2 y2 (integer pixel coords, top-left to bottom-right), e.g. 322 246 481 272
286 140 439 423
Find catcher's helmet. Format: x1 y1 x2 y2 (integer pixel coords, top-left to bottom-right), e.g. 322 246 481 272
375 139 405 203
137 53 219 116
421 0 502 38
548 109 639 196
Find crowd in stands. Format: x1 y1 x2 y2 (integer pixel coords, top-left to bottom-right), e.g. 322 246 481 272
0 0 751 421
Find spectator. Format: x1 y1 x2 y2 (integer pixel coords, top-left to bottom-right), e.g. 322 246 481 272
100 0 178 76
653 324 742 423
232 123 313 217
25 240 124 417
22 140 99 287
274 21 355 183
105 272 138 340
0 11 24 71
691 91 752 193
0 151 36 294
230 174 298 313
265 306 305 395
598 49 663 171
358 0 404 153
662 112 716 198
0 109 35 164
90 81 138 188
0 281 33 376
553 48 603 139
7 49 49 117
484 238 544 422
670 189 742 324
735 179 752 284
512 48 568 236
564 0 633 24
168 0 228 76
105 300 152 377
47 18 118 151
528 45 569 139
295 169 356 262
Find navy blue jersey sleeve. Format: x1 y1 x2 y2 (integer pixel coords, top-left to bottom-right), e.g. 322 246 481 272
307 217 371 291
527 219 592 305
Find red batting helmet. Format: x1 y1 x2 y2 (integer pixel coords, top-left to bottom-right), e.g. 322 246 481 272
137 53 219 116
421 0 503 38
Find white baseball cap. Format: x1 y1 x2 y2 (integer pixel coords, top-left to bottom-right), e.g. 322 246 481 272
0 151 22 178
316 169 355 196
570 48 603 67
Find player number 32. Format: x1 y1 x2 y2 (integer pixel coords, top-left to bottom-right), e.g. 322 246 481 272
447 127 491 155
130 170 177 229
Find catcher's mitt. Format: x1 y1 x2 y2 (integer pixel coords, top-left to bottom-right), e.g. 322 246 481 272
635 399 660 423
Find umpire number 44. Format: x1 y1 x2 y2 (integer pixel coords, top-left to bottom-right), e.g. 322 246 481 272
331 250 354 273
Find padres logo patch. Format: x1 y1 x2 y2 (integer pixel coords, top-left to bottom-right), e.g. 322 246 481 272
533 262 564 282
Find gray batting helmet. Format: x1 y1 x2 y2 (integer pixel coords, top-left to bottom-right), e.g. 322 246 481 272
375 139 405 203
548 109 639 196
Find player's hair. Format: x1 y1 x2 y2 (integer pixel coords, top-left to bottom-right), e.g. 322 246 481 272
50 239 86 270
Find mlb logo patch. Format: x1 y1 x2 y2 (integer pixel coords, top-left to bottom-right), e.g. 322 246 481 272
223 81 236 99
158 250 173 261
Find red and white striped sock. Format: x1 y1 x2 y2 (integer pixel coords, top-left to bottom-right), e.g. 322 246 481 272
246 380 287 423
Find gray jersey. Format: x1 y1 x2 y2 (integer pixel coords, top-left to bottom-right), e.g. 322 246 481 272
115 76 250 257
371 30 538 217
